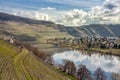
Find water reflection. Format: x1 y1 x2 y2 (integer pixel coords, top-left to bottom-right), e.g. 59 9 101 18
52 50 120 75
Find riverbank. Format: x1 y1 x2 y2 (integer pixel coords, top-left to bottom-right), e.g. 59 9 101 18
38 42 120 56
88 48 120 56
32 43 70 55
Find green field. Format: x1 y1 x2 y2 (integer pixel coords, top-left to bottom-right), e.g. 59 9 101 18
0 39 68 80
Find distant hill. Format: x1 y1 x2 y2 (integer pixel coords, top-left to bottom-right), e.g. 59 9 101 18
0 12 72 43
0 39 67 80
0 12 120 39
0 12 55 26
56 24 120 37
78 24 120 37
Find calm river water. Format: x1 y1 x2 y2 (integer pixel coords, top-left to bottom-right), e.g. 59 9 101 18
52 50 120 79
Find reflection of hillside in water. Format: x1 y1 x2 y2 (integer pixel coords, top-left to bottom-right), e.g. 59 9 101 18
53 50 120 74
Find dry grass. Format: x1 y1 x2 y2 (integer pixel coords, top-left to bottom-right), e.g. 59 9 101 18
0 21 72 43
90 48 120 56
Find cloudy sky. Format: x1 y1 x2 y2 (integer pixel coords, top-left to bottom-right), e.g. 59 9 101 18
0 0 120 26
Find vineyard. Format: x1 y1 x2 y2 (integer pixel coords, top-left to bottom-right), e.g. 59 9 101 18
0 39 67 80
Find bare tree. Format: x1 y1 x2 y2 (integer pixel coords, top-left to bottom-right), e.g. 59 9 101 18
94 68 107 80
111 73 120 80
44 55 54 65
76 64 92 80
63 60 76 77
24 43 47 60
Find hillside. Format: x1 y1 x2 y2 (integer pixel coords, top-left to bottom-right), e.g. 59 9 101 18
0 39 67 80
0 12 120 38
56 24 120 37
0 12 73 53
0 12 72 41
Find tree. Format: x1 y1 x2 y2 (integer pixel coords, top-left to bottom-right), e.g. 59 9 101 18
94 68 107 80
76 64 92 80
44 55 54 65
63 60 76 77
111 73 120 80
24 43 47 60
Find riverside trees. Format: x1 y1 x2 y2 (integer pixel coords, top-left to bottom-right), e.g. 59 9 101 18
63 60 76 77
94 68 106 80
76 64 92 80
60 60 108 80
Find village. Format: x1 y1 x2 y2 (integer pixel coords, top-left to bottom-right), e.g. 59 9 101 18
47 37 120 50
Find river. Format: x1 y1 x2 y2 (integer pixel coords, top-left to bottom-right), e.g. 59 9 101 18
52 50 120 79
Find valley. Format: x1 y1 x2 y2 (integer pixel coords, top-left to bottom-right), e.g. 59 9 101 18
0 12 120 80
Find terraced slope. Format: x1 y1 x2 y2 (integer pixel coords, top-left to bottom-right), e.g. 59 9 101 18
0 21 72 43
0 39 67 80
56 24 120 37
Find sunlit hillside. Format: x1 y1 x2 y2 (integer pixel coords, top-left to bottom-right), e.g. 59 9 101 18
0 39 68 80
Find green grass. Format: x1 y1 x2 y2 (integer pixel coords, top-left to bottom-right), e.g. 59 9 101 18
46 64 76 80
0 39 68 80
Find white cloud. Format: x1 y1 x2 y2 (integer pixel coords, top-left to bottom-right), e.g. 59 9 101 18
15 10 50 21
41 7 56 11
53 0 120 26
0 7 50 21
0 0 120 26
53 9 88 26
